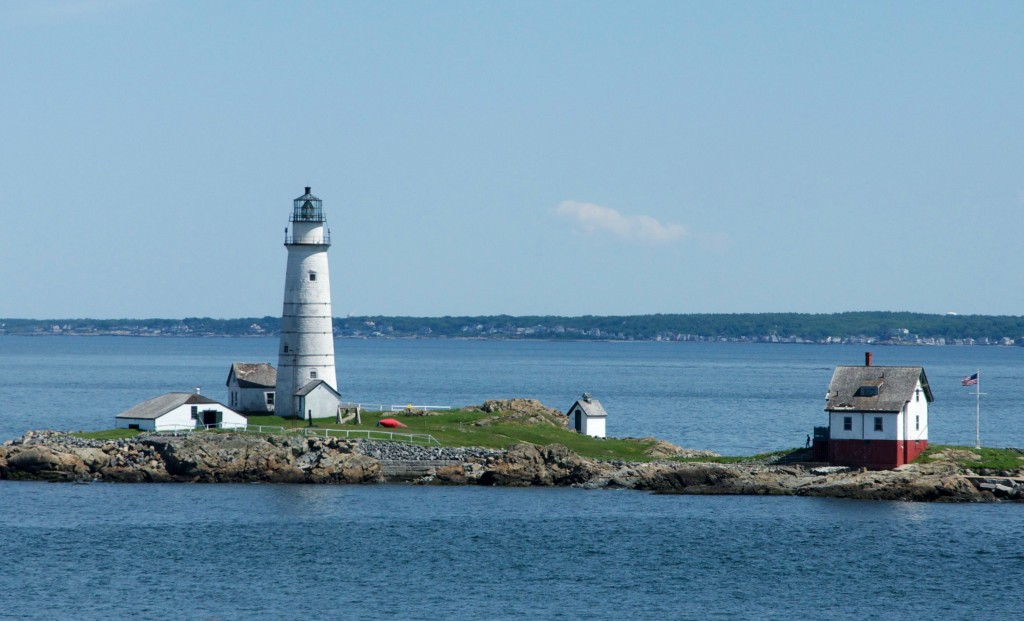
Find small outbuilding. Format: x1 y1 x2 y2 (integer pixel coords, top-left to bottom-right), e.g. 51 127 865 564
115 392 247 432
567 393 607 438
294 379 343 422
226 362 277 414
816 352 932 469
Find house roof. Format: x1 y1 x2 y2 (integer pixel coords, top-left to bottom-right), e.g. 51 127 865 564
295 379 341 399
568 395 608 418
227 362 277 388
116 393 224 420
825 366 933 413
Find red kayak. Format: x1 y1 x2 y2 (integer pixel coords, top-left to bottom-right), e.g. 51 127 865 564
378 418 408 428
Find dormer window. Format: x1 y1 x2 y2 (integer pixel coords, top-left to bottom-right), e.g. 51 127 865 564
855 385 880 397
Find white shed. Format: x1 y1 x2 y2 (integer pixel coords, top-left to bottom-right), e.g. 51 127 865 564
567 393 608 438
115 392 247 432
226 362 277 414
294 379 343 422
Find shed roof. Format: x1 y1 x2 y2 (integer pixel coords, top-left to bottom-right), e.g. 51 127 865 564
825 366 933 413
116 393 224 420
294 379 341 399
227 362 277 388
568 395 608 418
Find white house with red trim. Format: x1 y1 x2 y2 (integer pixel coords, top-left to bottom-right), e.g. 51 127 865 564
818 352 932 469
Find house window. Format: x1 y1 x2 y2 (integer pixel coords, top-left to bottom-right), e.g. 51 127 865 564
191 406 198 419
310 370 317 379
843 417 852 431
915 415 920 431
309 272 317 282
266 392 275 406
915 388 921 402
874 417 883 432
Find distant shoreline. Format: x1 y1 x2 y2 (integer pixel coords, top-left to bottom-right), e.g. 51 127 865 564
4 311 1023 345
1 332 1020 347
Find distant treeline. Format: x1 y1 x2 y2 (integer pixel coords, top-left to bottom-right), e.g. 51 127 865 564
4 312 1024 343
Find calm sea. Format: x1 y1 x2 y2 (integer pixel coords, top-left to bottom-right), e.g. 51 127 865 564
1 337 1023 620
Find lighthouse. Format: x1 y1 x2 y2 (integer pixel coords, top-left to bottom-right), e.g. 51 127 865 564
275 186 339 419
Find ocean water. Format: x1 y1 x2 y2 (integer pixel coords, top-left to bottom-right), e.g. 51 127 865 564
2 337 1023 620
1 482 1023 621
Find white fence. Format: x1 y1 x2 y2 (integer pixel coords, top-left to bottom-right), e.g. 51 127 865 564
149 422 439 446
299 427 440 446
345 403 452 413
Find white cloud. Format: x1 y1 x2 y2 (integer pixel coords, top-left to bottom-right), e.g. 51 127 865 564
554 200 687 244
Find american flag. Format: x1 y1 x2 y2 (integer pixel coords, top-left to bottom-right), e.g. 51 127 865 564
961 373 979 386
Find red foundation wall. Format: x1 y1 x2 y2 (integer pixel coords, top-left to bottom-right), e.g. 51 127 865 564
829 439 928 470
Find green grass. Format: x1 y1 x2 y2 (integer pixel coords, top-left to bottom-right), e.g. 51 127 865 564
673 448 799 464
72 428 142 440
236 409 659 461
916 444 1024 471
66 410 796 464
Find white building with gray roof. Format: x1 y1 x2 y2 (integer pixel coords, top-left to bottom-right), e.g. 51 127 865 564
115 392 247 432
820 352 932 469
567 393 608 438
226 362 277 414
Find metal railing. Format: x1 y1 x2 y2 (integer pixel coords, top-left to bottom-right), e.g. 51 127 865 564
147 421 439 446
340 403 452 413
300 427 440 446
284 231 331 245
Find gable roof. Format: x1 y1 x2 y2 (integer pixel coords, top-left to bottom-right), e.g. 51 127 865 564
825 366 933 413
568 395 608 417
227 363 277 388
116 393 224 420
294 379 341 399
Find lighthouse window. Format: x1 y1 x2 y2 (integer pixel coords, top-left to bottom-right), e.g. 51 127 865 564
309 272 317 282
310 370 317 379
874 417 883 432
283 344 289 353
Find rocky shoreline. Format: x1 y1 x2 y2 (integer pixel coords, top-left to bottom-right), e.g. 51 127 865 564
1 431 1021 502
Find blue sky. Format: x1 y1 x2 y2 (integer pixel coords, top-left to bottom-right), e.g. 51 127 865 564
2 1 1022 318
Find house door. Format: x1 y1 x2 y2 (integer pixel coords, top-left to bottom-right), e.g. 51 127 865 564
574 410 582 432
202 410 218 428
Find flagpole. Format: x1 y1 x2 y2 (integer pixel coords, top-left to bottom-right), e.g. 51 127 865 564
975 369 981 449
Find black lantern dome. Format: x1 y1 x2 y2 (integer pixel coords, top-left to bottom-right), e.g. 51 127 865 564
291 186 324 222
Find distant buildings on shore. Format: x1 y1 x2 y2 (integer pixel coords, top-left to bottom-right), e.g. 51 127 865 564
4 318 1024 347
2 319 1024 348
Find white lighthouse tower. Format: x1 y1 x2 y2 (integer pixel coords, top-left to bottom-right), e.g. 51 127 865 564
275 186 339 419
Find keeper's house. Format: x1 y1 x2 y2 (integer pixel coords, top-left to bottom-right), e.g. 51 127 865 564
226 362 277 414
815 352 932 470
115 392 247 432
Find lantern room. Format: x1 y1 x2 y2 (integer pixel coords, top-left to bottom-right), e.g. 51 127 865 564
291 186 324 223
